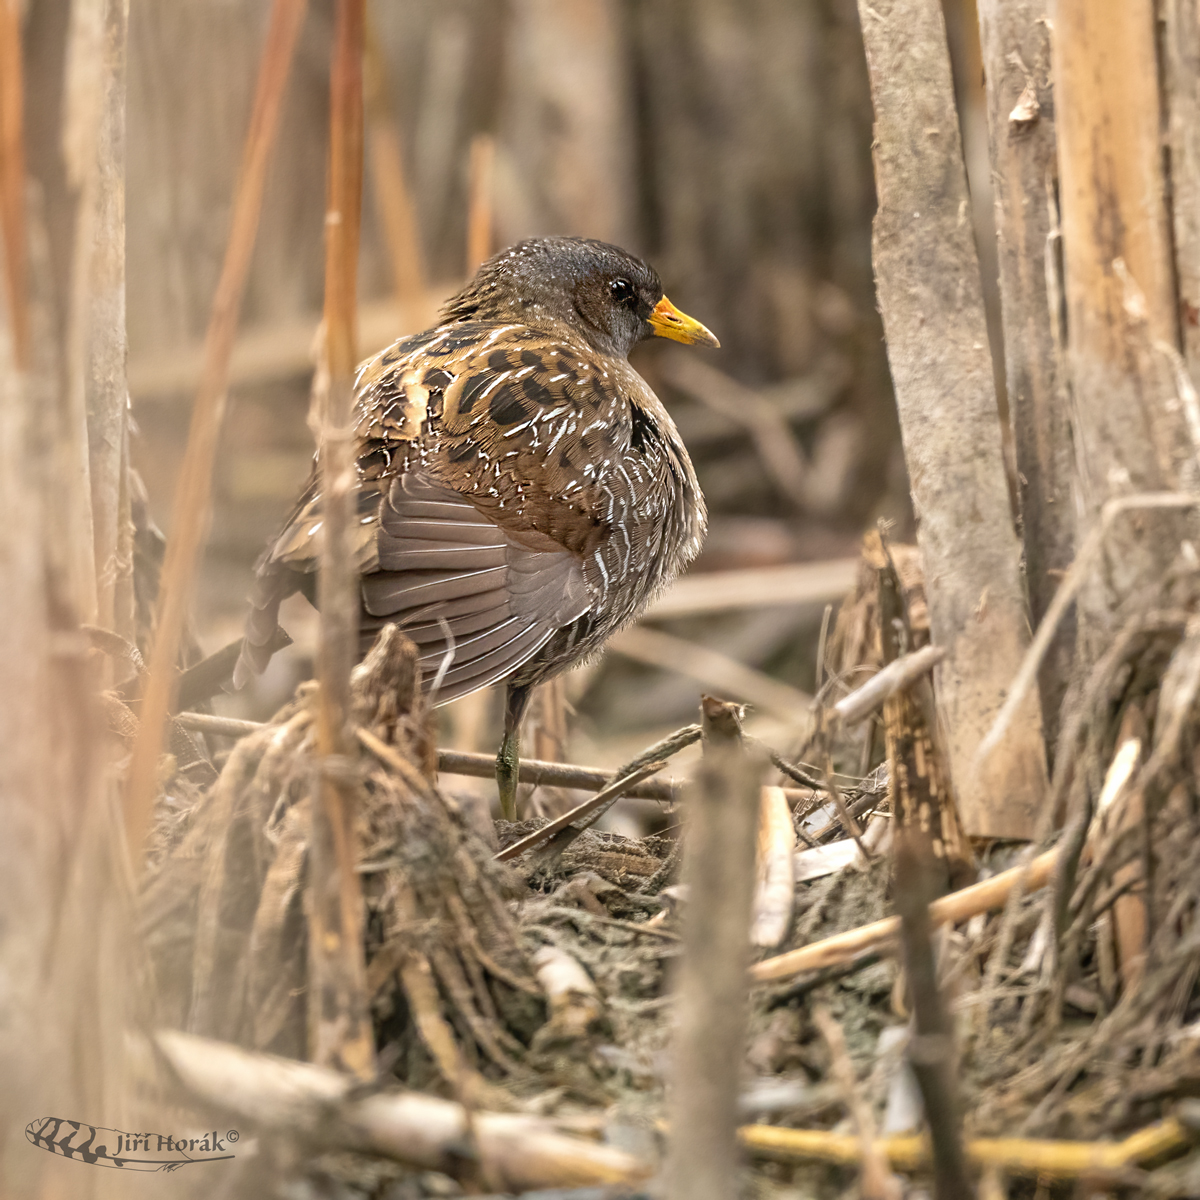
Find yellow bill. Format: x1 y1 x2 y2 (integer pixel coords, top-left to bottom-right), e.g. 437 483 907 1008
648 295 720 348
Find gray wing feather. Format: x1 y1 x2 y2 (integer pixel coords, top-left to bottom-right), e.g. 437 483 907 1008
236 462 594 704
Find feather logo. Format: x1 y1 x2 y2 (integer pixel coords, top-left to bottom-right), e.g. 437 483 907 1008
26 1117 238 1171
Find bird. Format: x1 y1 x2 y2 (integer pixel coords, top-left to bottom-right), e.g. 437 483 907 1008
234 236 718 819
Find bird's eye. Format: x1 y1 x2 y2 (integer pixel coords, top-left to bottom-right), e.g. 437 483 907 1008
609 278 638 309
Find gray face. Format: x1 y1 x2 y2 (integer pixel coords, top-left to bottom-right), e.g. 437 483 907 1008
443 236 666 359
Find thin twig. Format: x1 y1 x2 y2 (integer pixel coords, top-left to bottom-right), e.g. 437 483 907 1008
172 713 790 804
757 742 825 790
751 846 1060 983
495 761 667 864
833 645 946 726
123 0 308 860
812 716 870 859
175 712 271 739
815 601 833 693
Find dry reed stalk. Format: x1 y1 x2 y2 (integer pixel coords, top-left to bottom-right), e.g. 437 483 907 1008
371 726 662 800
170 712 816 804
0 0 28 369
832 645 945 727
751 846 1059 983
666 698 765 1200
855 0 1048 839
156 1030 653 1190
738 1117 1187 1177
63 0 131 643
308 0 373 1079
466 132 495 275
0 115 139 1199
123 0 307 859
58 0 104 626
874 536 973 891
976 0 1074 743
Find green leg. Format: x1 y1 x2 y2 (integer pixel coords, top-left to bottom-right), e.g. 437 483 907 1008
496 683 531 822
496 725 521 821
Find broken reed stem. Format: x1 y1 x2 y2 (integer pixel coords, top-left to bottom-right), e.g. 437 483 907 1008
857 0 1048 840
0 0 28 368
1054 0 1181 620
894 832 973 1200
466 133 495 275
667 698 765 1200
977 0 1074 747
123 0 307 860
308 0 372 1080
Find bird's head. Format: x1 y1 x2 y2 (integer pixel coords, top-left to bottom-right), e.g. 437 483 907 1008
441 236 719 359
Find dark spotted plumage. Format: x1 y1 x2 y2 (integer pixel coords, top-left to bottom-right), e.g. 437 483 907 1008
235 237 717 813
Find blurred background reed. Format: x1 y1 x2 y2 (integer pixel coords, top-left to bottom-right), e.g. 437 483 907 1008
21 0 994 815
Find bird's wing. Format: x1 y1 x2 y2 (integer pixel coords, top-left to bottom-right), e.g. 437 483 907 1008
360 469 591 703
235 321 632 699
